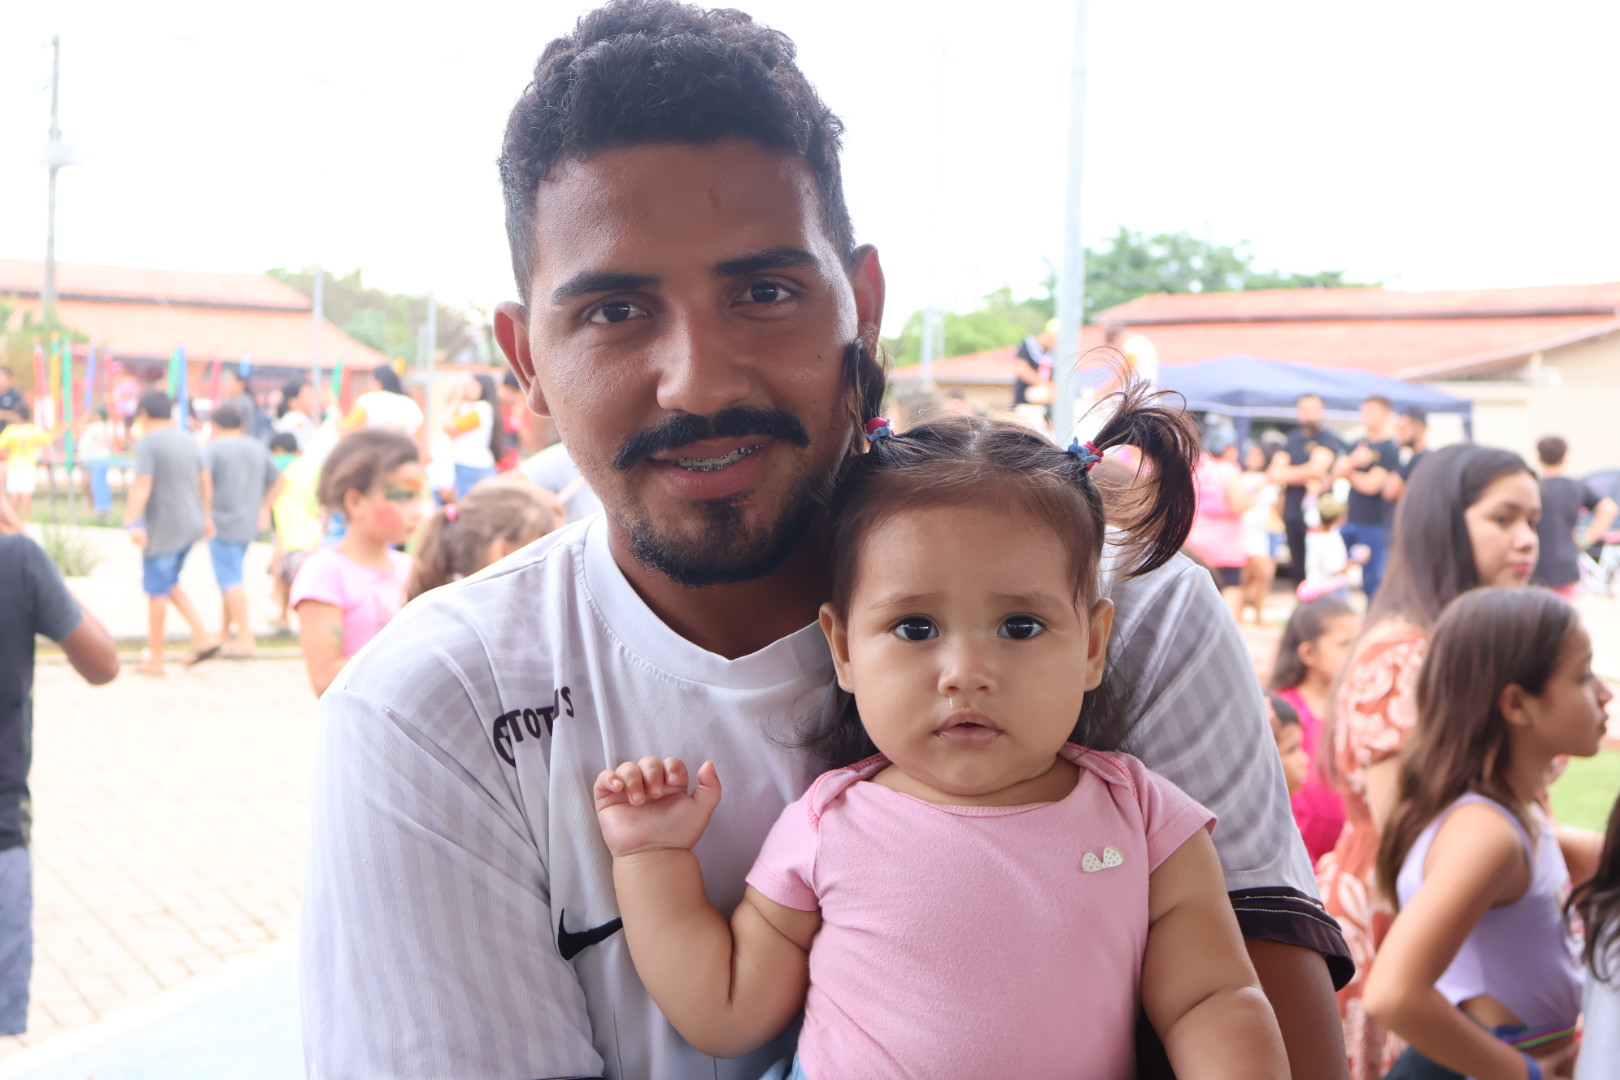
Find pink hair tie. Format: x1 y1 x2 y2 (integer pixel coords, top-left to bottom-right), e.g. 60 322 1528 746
1066 438 1103 472
444 504 459 522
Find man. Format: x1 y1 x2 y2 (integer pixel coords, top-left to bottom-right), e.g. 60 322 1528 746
1383 405 1429 503
1012 320 1057 414
1532 434 1618 599
124 390 218 675
302 5 1349 1078
1269 393 1345 586
201 404 281 658
1331 395 1398 601
0 368 23 433
0 491 119 1035
217 368 264 442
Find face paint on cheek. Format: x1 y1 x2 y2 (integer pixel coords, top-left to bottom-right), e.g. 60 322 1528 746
373 503 407 531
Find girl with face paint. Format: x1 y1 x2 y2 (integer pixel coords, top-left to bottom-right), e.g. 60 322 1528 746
291 431 425 696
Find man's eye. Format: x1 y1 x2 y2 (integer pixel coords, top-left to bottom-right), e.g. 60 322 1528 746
743 281 792 304
1000 616 1045 640
891 617 937 642
588 300 647 324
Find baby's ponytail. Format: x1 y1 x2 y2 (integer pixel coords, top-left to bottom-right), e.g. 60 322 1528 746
1077 369 1201 580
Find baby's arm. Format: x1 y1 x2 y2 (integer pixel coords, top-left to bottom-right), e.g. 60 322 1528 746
594 757 820 1059
1141 828 1288 1078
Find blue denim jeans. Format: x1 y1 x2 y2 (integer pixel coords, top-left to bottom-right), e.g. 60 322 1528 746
1339 520 1389 601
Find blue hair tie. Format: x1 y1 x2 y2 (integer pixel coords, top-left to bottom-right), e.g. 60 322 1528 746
1067 438 1103 471
864 417 894 442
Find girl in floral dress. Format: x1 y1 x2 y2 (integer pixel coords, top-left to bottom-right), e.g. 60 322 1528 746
1315 444 1542 1080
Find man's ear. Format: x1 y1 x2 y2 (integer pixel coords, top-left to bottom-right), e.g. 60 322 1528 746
849 245 886 350
493 301 551 418
819 602 855 693
1084 598 1115 691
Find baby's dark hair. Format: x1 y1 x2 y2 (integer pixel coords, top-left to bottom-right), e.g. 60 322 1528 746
406 484 557 600
317 430 419 512
804 376 1201 771
1270 594 1356 691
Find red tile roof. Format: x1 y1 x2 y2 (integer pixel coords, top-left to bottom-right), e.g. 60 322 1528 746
1091 283 1620 379
0 260 389 371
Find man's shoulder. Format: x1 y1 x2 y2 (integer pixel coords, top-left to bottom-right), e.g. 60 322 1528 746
339 522 592 709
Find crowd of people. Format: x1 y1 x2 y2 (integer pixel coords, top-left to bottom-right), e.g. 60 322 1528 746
5 2 1620 1077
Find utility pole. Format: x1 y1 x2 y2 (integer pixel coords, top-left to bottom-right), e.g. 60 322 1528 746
41 35 77 324
311 265 324 410
1050 1 1090 443
424 293 438 436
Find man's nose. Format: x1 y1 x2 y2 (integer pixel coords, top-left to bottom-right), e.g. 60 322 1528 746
653 309 751 418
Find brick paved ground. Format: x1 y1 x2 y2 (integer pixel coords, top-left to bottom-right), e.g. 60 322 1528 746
0 657 316 1062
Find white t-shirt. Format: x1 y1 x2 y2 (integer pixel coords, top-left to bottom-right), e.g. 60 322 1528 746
353 390 424 439
302 518 1332 1079
520 440 604 521
449 400 495 469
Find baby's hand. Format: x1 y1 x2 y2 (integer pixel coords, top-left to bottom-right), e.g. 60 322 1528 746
594 757 722 858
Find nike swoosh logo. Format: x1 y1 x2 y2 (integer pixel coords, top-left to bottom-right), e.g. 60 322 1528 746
556 910 622 961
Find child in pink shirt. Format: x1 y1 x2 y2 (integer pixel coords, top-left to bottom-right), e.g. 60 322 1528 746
593 385 1288 1079
291 431 423 696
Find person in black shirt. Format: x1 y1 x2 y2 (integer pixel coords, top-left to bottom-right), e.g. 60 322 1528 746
1333 395 1400 601
1533 434 1617 597
1384 407 1429 504
0 494 119 1033
1011 323 1056 412
1268 393 1344 585
0 368 24 436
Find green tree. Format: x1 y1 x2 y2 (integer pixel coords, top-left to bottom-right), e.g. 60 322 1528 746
266 267 481 365
1082 227 1363 320
883 285 1053 368
0 297 89 398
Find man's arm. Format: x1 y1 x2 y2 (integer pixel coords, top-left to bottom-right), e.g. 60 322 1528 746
1107 555 1351 1079
198 465 216 540
59 609 120 685
1582 496 1618 547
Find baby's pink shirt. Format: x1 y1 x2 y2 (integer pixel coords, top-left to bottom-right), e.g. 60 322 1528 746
289 546 413 657
746 744 1214 1080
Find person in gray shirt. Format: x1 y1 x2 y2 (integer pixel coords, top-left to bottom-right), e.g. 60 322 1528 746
203 403 282 658
124 390 218 675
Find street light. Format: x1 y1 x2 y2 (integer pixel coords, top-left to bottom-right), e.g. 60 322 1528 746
41 34 82 324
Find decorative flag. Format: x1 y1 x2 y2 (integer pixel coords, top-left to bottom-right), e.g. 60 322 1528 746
167 347 182 398
209 355 223 408
329 356 343 408
33 341 47 420
61 343 74 468
47 335 62 429
175 348 190 430
83 345 96 414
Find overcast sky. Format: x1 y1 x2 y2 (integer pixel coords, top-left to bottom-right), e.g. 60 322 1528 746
4 0 1618 338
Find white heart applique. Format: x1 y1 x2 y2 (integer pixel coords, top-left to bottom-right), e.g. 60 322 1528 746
1082 846 1124 873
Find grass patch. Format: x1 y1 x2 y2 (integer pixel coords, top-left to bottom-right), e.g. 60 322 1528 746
36 522 104 578
1550 748 1620 833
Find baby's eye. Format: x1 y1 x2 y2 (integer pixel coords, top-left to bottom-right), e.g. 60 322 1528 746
891 617 937 642
1000 615 1045 640
588 300 648 325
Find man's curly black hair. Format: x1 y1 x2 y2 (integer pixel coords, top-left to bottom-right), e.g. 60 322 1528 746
498 0 857 303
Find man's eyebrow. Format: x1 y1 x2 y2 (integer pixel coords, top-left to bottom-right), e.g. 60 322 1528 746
714 246 818 278
549 271 658 306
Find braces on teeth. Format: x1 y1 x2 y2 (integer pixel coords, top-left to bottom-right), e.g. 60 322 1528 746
674 445 759 472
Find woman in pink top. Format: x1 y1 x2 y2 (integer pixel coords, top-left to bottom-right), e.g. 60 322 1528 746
1185 423 1255 618
291 431 423 696
1270 595 1360 865
591 385 1288 1079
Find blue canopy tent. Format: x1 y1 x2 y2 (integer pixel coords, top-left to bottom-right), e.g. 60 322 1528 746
1153 354 1473 444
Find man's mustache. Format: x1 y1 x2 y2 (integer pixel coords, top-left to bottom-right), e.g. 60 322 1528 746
613 407 810 470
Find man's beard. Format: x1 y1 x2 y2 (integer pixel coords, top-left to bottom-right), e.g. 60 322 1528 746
614 404 828 588
624 469 823 588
